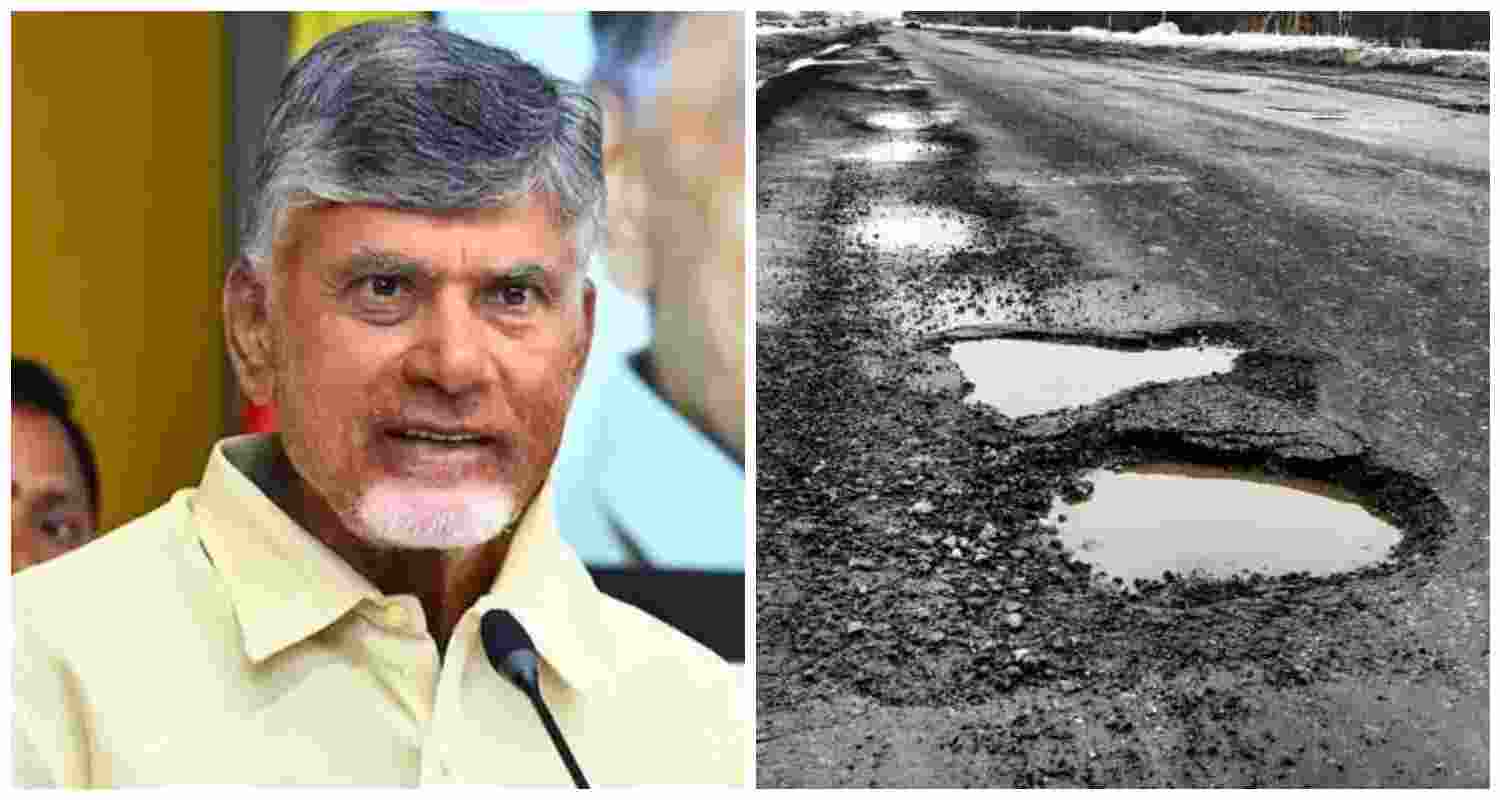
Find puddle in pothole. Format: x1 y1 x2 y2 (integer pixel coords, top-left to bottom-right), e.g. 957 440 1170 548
1051 464 1402 582
757 54 870 90
851 79 937 93
848 204 981 252
784 57 867 73
950 338 1241 417
865 108 960 130
840 137 958 163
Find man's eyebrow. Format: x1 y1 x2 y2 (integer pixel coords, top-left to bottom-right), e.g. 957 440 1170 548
338 250 432 279
497 262 548 281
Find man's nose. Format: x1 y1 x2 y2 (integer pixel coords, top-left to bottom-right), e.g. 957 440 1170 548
402 290 496 398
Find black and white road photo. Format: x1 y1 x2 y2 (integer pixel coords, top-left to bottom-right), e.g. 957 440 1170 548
755 11 1488 787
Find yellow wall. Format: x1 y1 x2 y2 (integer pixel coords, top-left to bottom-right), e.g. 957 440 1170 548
290 12 427 58
13 12 227 532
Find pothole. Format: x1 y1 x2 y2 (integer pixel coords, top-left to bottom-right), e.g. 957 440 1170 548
839 137 959 164
1437 101 1488 114
773 44 865 81
1266 104 1349 115
783 57 866 73
1050 463 1403 582
865 108 961 130
853 79 936 93
757 51 871 90
950 337 1242 417
847 204 981 253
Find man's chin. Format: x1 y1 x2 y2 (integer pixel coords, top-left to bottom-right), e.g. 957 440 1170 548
351 484 516 551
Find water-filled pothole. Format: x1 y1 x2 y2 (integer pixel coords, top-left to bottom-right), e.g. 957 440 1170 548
784 57 867 73
950 338 1241 417
840 138 958 164
806 42 851 59
853 79 936 93
848 204 981 253
865 108 960 130
1051 464 1402 582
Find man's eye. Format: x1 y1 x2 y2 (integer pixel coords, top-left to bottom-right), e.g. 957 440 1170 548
487 284 538 310
361 275 407 299
40 516 90 545
349 275 416 322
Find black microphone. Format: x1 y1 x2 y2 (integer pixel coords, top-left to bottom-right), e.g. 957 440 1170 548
480 609 590 788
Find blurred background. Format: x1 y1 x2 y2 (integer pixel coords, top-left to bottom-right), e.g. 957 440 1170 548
10 11 681 565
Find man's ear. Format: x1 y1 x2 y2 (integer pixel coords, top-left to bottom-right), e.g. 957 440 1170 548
594 86 652 296
223 258 277 406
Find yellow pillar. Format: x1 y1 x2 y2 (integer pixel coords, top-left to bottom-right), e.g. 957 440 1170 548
289 12 428 59
13 12 226 532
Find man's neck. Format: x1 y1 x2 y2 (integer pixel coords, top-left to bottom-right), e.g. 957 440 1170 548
270 447 513 651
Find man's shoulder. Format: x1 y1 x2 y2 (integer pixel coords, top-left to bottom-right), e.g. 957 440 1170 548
594 590 736 681
589 591 746 775
15 491 201 632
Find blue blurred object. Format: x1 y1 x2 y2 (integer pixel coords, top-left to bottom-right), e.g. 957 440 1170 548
441 11 594 81
438 12 740 571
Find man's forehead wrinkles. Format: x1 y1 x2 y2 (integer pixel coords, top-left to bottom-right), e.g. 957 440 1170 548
342 248 430 276
341 246 560 283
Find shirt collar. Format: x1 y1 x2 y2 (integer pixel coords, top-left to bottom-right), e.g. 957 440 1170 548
470 490 614 694
194 434 613 692
193 435 377 664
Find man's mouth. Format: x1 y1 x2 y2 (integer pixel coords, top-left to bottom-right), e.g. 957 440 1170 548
378 424 502 480
389 428 493 445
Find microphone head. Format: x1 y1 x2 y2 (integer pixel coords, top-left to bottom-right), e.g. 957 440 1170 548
480 609 540 691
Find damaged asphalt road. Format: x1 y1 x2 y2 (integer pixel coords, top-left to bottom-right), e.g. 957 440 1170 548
755 28 1487 788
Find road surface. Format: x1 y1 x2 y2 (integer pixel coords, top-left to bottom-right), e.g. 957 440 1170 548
756 26 1487 788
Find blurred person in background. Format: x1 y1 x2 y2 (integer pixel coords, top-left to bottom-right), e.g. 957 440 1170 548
11 358 100 573
575 11 746 663
14 20 743 787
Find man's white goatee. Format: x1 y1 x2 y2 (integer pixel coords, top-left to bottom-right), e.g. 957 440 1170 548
353 484 515 550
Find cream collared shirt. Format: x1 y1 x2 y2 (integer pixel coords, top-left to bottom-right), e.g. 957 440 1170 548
13 435 746 787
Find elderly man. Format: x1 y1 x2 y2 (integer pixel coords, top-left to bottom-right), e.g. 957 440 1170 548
14 21 743 787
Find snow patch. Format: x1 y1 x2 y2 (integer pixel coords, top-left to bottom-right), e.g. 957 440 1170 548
925 22 1488 79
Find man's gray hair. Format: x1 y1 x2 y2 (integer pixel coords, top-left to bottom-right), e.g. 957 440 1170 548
242 20 603 273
